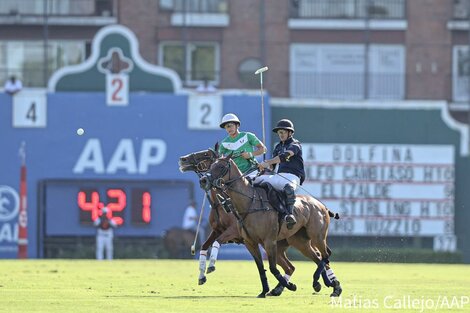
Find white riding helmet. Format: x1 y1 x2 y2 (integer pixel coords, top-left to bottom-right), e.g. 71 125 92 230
219 113 241 128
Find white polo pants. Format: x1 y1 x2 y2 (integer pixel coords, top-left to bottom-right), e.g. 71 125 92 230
253 172 300 192
96 235 113 260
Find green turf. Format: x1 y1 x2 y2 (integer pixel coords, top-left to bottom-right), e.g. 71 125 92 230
0 260 469 312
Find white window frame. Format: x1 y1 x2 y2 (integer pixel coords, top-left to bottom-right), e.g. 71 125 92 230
289 43 405 100
452 45 470 102
158 41 220 86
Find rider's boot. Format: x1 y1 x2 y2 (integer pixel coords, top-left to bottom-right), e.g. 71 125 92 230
283 185 297 230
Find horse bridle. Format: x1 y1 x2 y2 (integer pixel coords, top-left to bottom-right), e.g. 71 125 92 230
207 158 234 190
186 149 217 174
204 158 252 195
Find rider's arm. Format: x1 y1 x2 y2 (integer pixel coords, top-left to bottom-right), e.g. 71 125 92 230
254 142 267 157
258 150 294 169
241 142 267 159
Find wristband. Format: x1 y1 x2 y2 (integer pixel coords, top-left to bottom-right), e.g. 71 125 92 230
248 152 253 158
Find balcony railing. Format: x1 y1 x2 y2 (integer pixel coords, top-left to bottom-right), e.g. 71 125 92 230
290 72 405 100
290 0 406 19
160 0 228 14
0 0 114 17
2 65 405 100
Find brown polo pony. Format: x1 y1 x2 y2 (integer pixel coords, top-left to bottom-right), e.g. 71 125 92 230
199 154 342 298
179 148 297 294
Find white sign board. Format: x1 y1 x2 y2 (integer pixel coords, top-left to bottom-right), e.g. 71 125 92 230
188 94 222 130
106 74 129 106
303 144 455 240
13 91 47 128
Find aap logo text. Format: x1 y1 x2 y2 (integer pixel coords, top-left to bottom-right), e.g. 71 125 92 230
0 185 19 222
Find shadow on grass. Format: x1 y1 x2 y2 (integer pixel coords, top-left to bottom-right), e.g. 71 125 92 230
106 295 256 299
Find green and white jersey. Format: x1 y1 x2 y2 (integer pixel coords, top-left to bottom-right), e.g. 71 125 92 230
219 131 261 173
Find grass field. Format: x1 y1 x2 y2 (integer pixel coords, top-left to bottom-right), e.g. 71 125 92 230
0 260 469 313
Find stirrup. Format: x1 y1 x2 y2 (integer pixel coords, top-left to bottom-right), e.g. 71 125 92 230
285 215 296 229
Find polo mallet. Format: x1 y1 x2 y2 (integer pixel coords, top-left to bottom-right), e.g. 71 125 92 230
255 66 268 160
191 194 206 255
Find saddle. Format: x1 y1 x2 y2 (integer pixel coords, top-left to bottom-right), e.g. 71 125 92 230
216 182 290 221
254 182 289 219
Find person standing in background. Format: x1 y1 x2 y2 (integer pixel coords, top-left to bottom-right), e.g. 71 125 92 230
182 200 198 232
4 75 23 95
183 200 205 246
94 207 117 260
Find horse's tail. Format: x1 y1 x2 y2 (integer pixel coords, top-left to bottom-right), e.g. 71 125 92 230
328 210 340 220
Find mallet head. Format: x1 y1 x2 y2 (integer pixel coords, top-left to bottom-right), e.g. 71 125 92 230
255 67 268 75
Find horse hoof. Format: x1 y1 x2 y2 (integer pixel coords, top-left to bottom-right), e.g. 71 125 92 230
313 281 322 292
206 266 216 274
257 293 266 298
330 280 342 297
267 283 284 296
198 277 207 285
330 290 341 297
286 282 297 291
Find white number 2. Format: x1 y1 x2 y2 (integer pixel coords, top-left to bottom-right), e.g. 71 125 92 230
188 94 222 130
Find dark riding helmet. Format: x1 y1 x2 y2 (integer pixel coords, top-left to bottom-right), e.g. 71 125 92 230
272 119 295 133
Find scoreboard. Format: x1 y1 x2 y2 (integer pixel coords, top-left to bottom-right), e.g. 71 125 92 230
39 180 193 236
303 143 456 250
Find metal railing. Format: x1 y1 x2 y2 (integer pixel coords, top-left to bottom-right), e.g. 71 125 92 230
1 68 52 88
2 67 405 100
290 72 405 100
290 0 406 19
0 68 221 89
160 0 228 14
0 0 114 17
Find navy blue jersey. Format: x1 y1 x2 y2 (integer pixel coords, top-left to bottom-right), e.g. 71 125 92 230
273 137 305 184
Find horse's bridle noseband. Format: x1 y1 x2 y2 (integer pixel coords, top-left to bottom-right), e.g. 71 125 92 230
207 159 232 190
186 149 217 175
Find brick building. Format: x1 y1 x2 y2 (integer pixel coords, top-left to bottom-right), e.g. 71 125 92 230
1 0 470 112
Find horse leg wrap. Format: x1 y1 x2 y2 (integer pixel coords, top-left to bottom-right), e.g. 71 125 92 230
284 274 291 282
198 250 207 278
208 241 220 268
321 269 333 287
274 272 289 288
313 260 326 284
274 270 297 291
259 269 269 294
326 268 337 283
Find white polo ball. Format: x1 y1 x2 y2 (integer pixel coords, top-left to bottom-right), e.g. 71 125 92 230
77 128 85 136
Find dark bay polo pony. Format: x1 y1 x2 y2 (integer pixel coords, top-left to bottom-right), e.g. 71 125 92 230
179 148 297 294
199 154 342 298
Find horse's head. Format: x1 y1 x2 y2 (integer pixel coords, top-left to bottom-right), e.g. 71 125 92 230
199 153 241 191
179 148 218 173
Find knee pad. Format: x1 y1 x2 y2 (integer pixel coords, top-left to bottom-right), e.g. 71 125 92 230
283 184 295 196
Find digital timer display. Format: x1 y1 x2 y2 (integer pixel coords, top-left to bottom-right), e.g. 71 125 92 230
77 188 151 225
39 179 194 237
